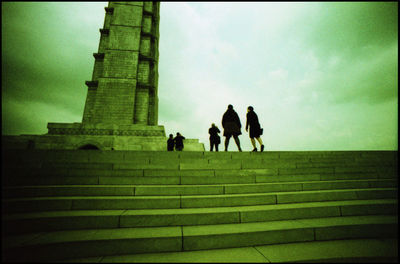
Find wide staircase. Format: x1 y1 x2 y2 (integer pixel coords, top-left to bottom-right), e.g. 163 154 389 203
2 149 398 262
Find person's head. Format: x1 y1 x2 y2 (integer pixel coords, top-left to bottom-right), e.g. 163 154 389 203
169 134 173 138
177 132 181 136
228 104 233 110
247 106 254 112
211 123 215 127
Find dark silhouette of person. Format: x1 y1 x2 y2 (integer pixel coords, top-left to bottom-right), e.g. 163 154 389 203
222 104 242 152
208 123 221 152
174 132 185 151
167 134 174 151
246 106 265 152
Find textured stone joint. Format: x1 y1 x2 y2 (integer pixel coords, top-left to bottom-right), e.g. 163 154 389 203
93 53 105 60
109 24 142 29
104 48 139 52
99 28 110 35
137 83 155 90
143 10 153 16
141 31 158 40
105 7 114 14
85 81 99 88
139 53 156 62
112 2 144 7
47 127 165 136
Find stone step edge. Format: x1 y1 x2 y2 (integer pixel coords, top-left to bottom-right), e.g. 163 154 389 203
3 215 396 251
57 238 398 263
3 172 396 183
6 160 396 168
4 150 396 159
3 199 397 221
4 164 396 174
3 187 397 202
2 180 397 198
2 179 397 199
3 178 396 189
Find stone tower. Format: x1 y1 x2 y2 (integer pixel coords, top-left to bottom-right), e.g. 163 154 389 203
3 2 204 151
83 2 160 126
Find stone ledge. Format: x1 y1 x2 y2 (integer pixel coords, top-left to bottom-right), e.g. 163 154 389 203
2 134 205 151
47 122 166 137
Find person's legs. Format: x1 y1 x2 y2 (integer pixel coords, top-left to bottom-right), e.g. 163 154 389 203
216 144 219 152
233 135 242 151
210 140 214 152
256 137 264 151
225 135 231 151
250 138 256 150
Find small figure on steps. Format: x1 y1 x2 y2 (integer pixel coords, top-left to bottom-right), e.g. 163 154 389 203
174 132 185 151
209 123 221 152
246 106 265 152
167 134 174 151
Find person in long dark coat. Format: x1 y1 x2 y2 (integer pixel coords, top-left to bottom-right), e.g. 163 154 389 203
208 123 221 152
246 106 265 152
167 134 174 151
222 104 242 152
174 132 185 151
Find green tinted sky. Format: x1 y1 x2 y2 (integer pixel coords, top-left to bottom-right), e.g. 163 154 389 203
2 2 398 150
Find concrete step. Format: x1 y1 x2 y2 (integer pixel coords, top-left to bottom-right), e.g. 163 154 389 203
2 179 397 198
2 150 397 262
4 157 396 170
2 215 397 262
3 174 394 187
2 199 397 234
2 188 397 213
3 149 396 167
3 165 397 186
181 215 398 251
58 238 398 263
3 149 396 162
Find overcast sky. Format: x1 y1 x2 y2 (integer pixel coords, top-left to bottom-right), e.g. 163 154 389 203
2 2 398 151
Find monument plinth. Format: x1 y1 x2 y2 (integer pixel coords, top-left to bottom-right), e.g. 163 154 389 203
3 2 204 151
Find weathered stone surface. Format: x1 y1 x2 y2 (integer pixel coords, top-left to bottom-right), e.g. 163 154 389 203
111 5 143 26
3 226 182 262
1 150 398 262
2 134 204 151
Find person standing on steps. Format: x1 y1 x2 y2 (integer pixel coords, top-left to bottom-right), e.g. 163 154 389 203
246 106 265 152
174 132 185 151
208 123 221 152
167 134 174 151
222 104 242 152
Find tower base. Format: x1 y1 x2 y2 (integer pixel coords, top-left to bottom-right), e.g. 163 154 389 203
2 122 205 151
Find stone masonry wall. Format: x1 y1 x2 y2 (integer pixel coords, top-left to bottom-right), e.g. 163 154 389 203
82 2 160 126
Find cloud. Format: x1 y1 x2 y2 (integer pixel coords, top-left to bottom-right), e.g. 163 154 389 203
297 2 398 59
2 2 105 135
2 95 82 135
297 42 398 105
